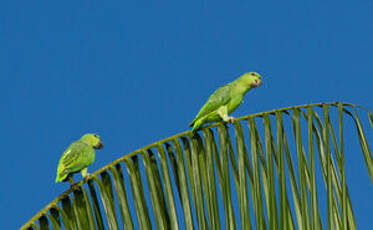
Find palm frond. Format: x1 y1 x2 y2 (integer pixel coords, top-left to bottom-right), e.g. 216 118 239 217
20 102 372 230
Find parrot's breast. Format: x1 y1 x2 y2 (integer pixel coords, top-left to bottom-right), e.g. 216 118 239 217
228 94 244 114
86 150 96 166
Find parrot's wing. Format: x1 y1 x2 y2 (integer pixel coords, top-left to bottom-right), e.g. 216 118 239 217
190 84 232 126
57 142 91 178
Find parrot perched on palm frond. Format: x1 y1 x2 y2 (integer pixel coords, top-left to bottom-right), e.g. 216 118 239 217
189 72 263 132
55 134 103 184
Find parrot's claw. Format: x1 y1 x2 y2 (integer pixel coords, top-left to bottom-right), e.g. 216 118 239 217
70 182 81 191
228 116 235 123
84 173 93 181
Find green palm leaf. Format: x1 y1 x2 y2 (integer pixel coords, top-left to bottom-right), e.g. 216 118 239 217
20 102 372 230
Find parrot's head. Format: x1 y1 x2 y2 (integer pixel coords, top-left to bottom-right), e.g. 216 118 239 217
245 72 262 88
81 134 104 149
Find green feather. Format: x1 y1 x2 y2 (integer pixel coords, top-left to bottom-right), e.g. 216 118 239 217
55 134 103 183
190 72 262 131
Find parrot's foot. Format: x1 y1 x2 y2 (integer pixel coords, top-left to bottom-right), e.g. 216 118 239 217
84 173 93 181
227 116 235 123
70 182 81 191
67 174 75 184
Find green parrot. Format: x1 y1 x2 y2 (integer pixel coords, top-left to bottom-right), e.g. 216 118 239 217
189 72 263 132
55 134 103 184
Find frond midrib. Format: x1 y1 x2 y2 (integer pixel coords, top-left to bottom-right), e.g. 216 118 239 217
20 101 370 230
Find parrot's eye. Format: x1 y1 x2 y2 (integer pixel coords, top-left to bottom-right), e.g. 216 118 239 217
94 134 98 137
250 73 256 76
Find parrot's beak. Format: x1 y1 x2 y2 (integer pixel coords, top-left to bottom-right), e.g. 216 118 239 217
95 141 104 149
251 78 263 88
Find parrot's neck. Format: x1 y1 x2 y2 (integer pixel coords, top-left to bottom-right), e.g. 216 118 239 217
232 78 252 95
81 140 93 147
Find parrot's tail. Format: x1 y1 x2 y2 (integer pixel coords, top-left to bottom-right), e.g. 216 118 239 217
56 170 69 183
191 119 204 132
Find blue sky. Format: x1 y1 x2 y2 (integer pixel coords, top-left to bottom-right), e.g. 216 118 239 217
1 1 372 229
